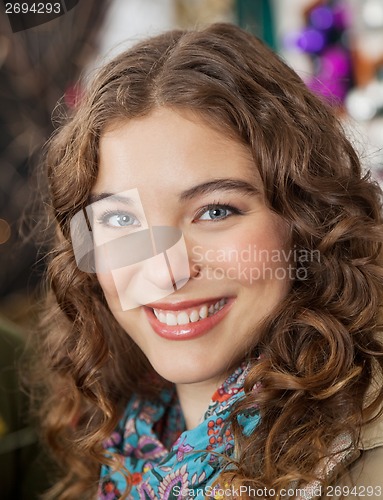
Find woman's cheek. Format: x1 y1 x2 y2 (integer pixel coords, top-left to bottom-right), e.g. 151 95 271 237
97 269 119 305
191 216 291 286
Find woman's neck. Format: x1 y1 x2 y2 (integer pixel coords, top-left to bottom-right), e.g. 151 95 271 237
176 376 224 430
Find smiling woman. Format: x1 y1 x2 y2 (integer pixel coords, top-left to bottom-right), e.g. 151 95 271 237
34 23 383 500
90 109 291 392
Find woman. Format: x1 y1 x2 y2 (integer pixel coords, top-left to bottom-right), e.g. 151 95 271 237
35 23 383 499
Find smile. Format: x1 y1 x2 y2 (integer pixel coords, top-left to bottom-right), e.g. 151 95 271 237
144 297 234 340
152 298 227 326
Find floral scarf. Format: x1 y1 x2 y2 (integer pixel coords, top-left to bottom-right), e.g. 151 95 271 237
98 363 260 500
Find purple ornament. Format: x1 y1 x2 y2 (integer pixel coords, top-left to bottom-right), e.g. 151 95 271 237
333 3 351 30
310 6 334 30
320 47 350 78
297 28 326 53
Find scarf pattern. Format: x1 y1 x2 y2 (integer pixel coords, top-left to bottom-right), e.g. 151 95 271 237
98 363 260 500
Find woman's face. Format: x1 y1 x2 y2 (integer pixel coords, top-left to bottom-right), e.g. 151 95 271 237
91 108 292 386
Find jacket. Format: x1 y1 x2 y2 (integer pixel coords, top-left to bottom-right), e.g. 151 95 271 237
341 411 383 498
296 408 383 499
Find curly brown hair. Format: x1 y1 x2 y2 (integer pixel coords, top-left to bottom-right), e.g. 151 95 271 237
33 23 383 499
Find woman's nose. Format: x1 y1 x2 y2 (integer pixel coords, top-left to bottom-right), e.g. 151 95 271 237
109 226 204 310
141 226 192 292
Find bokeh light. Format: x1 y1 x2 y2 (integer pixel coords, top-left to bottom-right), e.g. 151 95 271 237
0 219 11 245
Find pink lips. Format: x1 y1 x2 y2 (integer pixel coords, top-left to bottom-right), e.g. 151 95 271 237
143 297 234 340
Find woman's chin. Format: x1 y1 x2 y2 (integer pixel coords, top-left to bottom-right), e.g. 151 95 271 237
148 357 223 386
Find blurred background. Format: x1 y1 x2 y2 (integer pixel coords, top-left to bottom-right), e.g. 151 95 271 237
1 0 383 327
0 0 383 497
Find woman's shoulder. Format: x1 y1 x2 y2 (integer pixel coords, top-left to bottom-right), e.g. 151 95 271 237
333 447 383 499
358 409 383 451
348 446 383 486
334 413 383 499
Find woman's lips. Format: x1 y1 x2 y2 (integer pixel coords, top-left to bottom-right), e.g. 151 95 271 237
143 297 234 340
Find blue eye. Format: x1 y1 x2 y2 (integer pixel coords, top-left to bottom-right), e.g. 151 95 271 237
197 204 241 221
199 207 232 220
98 211 140 228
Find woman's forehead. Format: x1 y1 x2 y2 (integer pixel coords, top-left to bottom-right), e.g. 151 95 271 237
96 107 261 193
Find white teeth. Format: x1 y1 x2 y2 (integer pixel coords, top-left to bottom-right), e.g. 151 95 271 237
199 305 208 319
166 313 177 326
153 299 227 325
190 310 199 322
177 312 189 325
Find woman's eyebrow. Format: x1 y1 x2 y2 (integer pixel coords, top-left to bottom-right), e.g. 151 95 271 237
179 179 260 201
89 193 135 205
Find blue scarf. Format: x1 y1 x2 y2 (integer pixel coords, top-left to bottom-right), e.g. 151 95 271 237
98 363 260 500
